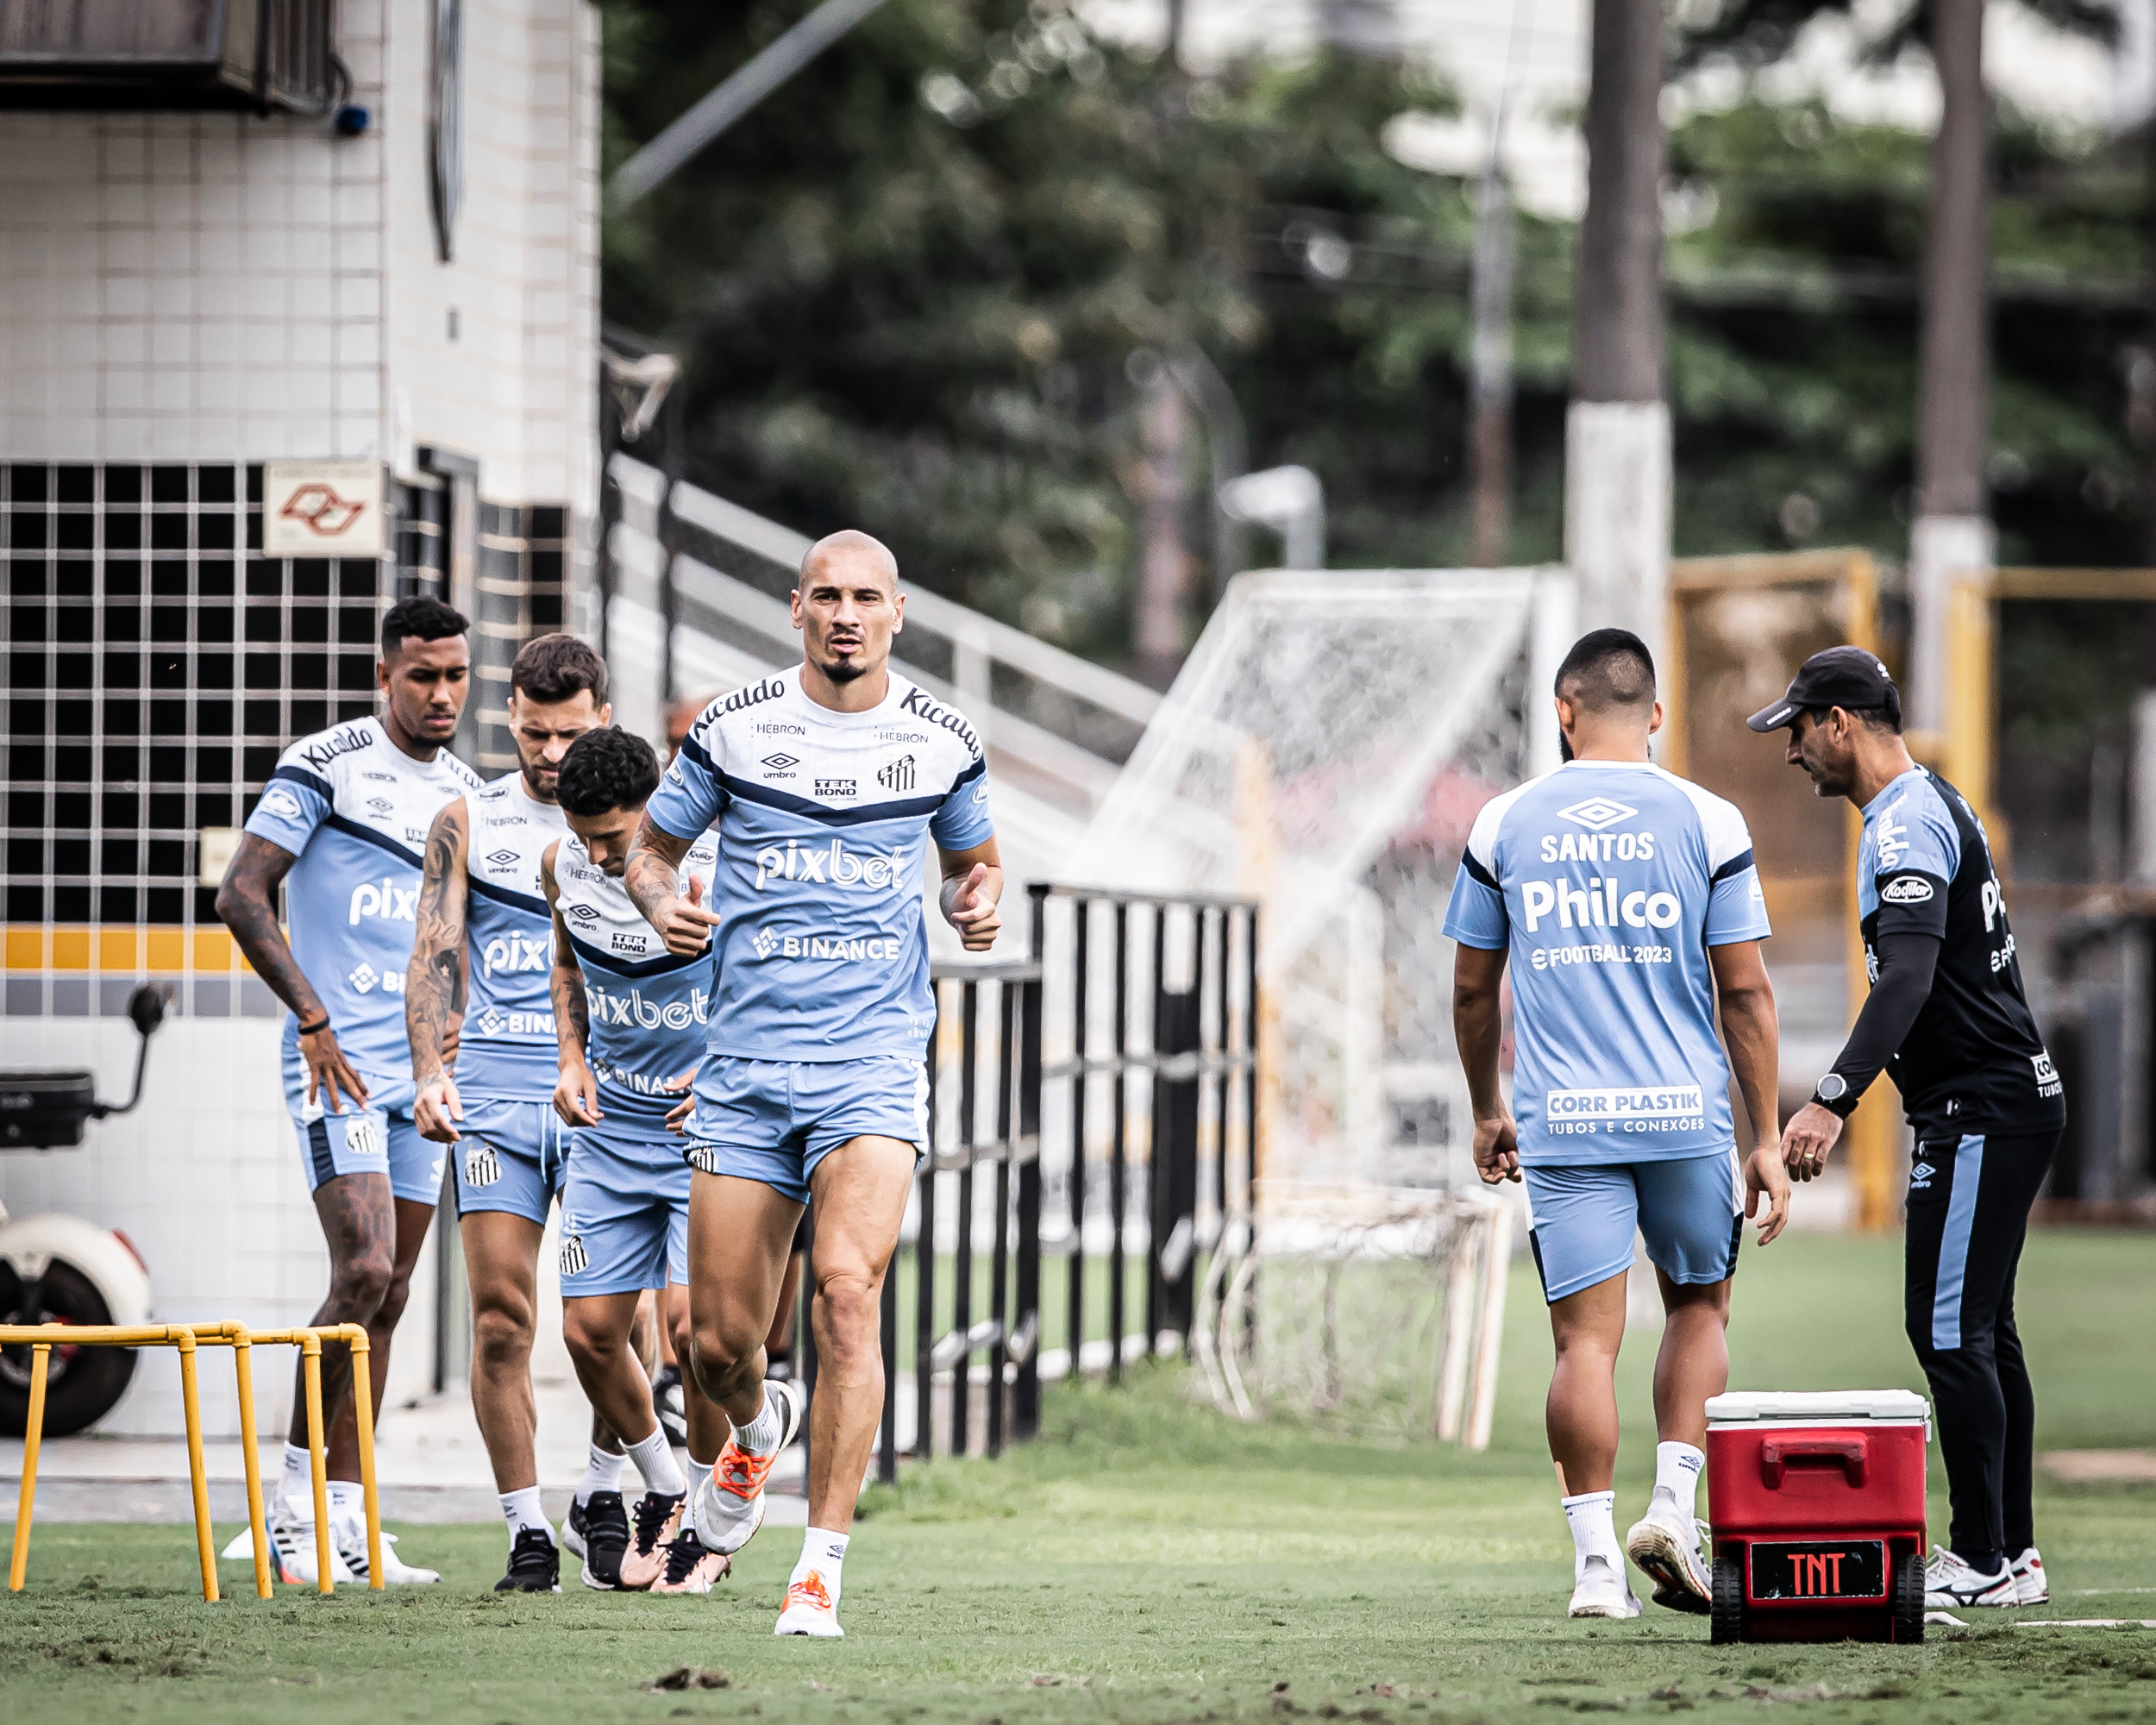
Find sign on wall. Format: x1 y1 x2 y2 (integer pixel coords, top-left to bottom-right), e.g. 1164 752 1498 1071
263 461 386 558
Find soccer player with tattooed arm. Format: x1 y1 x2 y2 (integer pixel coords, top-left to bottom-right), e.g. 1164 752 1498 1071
1448 629 1790 1622
1749 648 2066 1612
625 529 1000 1639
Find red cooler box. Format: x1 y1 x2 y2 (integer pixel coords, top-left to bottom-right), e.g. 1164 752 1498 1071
1703 1390 1930 1645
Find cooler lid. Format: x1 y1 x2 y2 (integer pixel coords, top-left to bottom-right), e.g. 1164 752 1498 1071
1706 1389 1930 1424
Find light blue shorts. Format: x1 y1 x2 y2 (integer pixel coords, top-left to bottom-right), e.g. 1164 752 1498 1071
1524 1147 1745 1303
683 1056 928 1206
558 1118 693 1297
282 1042 442 1205
452 1096 567 1226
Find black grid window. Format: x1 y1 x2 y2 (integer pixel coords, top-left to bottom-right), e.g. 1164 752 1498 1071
2 462 562 1019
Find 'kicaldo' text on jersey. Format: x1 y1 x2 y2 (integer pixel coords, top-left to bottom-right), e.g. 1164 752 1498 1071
554 831 718 1125
643 667 995 1061
241 717 483 1075
456 773 569 1101
1442 760 1772 1165
1858 766 2064 1138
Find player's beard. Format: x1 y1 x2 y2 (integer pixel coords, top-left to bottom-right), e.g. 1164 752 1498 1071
820 649 868 684
521 756 558 801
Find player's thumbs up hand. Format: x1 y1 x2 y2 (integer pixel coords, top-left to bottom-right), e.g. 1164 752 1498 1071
658 871 721 957
940 860 1001 952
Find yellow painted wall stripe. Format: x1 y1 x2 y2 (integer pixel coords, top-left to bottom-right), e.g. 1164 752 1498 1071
3 926 254 974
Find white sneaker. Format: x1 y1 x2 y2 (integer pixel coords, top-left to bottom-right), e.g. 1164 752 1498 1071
774 1568 844 1637
264 1497 356 1587
1625 1511 1711 1614
337 1521 440 1584
2010 1546 2048 1606
1924 1548 2016 1609
1568 1553 1642 1619
695 1378 805 1558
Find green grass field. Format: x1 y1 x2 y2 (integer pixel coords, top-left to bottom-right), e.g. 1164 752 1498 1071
5 1229 2154 1725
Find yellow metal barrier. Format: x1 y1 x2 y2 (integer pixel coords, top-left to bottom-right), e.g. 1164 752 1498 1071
3 1322 383 1602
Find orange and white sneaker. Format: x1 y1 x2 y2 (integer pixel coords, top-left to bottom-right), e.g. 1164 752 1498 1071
617 1490 686 1591
694 1378 806 1557
649 1527 731 1595
774 1568 843 1637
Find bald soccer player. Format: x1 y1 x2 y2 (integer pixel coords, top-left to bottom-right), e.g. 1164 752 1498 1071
624 530 1001 1638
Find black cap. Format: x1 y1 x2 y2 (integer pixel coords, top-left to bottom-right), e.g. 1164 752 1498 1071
1745 646 1899 732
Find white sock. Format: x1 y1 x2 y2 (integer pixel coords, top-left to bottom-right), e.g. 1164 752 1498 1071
280 1443 314 1517
789 1526 849 1607
1561 1490 1622 1584
500 1486 551 1540
682 1455 715 1535
577 1441 626 1506
327 1479 362 1531
734 1386 783 1456
1651 1441 1705 1525
627 1427 686 1497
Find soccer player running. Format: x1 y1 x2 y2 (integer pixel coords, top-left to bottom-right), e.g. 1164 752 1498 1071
625 529 1001 1639
1446 629 1789 1621
216 595 480 1584
544 727 734 1593
1752 647 2066 1612
404 633 611 1592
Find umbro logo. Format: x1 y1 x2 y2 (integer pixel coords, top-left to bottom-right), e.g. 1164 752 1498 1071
486 848 518 867
565 903 600 922
877 754 917 793
1555 796 1639 831
1910 1161 1935 1189
762 753 799 773
366 796 392 815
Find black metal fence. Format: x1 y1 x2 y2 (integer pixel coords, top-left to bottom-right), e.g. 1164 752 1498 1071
853 883 1258 1480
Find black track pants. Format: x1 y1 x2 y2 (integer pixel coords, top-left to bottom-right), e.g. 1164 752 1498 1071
1902 1129 2058 1565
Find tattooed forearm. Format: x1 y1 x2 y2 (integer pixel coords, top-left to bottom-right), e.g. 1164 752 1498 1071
550 911 591 1059
214 834 325 1020
405 799 469 1087
624 812 692 926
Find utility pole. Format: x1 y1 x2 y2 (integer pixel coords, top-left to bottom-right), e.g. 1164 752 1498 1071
1564 0 1669 664
1469 147 1517 568
1136 368 1192 690
1908 0 1991 737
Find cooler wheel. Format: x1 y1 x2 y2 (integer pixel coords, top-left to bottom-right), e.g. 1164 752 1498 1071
1891 1552 1926 1644
1710 1553 1746 1645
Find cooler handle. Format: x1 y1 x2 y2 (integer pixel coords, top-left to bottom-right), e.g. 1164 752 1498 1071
1759 1438 1866 1488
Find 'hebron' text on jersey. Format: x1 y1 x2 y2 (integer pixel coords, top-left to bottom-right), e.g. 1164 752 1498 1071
1858 765 2064 1137
242 716 483 1074
553 831 718 1124
1442 761 1772 1164
643 668 995 1060
455 773 569 1100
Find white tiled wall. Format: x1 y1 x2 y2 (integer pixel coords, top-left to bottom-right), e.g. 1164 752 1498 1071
0 1016 439 1439
0 0 601 527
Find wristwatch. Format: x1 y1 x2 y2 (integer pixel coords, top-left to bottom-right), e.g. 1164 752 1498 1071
1812 1072 1856 1117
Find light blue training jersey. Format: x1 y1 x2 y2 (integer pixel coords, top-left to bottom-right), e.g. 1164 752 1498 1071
643 666 995 1061
551 830 719 1126
457 773 569 1101
1441 760 1772 1165
242 716 483 1076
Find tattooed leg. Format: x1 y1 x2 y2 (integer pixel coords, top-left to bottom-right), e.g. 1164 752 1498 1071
287 1171 398 1452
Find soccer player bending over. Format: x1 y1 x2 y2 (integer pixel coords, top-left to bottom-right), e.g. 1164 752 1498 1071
626 529 1001 1639
404 633 613 1592
1752 649 2065 1611
1446 629 1789 1621
544 725 736 1595
215 596 480 1584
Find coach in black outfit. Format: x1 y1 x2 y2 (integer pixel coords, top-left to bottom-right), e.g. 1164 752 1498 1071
1747 647 2066 1613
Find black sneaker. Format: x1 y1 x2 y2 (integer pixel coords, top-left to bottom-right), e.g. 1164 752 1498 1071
649 1526 730 1594
620 1490 686 1590
495 1526 561 1593
653 1364 689 1449
561 1495 588 1559
577 1490 631 1590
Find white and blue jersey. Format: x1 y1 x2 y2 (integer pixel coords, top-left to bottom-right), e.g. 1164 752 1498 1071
457 774 568 1102
243 715 480 1203
643 666 995 1062
244 716 483 1073
553 830 718 1124
1442 761 1771 1167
